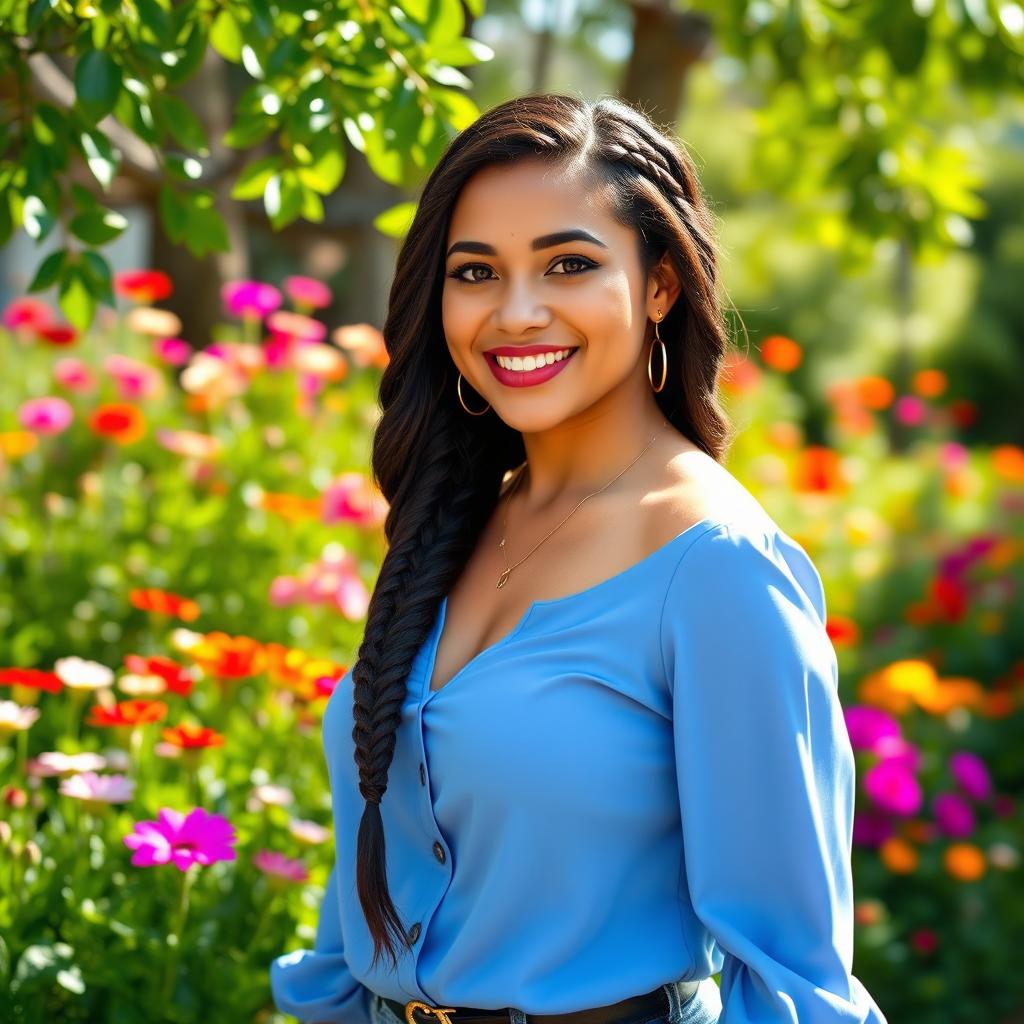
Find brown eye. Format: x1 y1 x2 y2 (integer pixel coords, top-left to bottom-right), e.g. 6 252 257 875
447 264 494 283
548 255 597 275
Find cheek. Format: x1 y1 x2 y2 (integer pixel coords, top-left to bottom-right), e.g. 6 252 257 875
441 287 478 346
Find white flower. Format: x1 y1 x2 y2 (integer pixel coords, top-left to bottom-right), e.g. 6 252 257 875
54 657 115 691
288 818 331 845
117 673 166 696
0 701 41 735
28 751 108 777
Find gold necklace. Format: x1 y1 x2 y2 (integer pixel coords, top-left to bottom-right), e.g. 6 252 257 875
496 421 669 589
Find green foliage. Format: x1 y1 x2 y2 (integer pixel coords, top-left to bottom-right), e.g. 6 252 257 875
0 0 495 328
686 0 1024 271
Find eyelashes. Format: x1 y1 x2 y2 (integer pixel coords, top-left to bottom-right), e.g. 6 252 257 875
446 255 598 284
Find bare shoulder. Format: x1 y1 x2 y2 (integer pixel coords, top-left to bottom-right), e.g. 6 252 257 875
639 435 771 546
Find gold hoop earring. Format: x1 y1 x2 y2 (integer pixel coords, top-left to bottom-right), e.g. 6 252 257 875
648 310 667 393
457 372 490 415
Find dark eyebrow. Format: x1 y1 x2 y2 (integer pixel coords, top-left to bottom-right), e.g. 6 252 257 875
445 229 608 259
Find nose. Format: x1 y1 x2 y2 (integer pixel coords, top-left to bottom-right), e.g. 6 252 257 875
493 276 552 335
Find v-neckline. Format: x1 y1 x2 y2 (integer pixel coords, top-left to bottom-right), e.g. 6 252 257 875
420 516 727 703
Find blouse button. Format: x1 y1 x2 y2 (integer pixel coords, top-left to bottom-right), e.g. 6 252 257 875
407 922 421 944
419 763 426 785
432 841 446 864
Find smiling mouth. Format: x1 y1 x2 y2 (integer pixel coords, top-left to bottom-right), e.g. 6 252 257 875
486 348 578 372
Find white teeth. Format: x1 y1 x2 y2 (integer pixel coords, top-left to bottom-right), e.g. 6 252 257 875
494 348 575 371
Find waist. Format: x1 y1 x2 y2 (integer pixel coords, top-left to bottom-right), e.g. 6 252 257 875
379 980 701 1024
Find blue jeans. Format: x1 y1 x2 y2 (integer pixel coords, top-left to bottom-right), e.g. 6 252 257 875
369 978 722 1024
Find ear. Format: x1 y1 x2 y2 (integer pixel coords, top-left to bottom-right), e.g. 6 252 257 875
645 251 682 322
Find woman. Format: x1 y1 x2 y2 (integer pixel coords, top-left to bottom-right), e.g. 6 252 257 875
270 93 888 1024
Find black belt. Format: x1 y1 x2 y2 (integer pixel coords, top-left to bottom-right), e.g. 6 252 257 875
380 980 700 1024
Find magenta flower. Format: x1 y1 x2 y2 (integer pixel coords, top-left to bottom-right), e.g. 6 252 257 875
939 442 969 471
104 354 163 400
321 472 389 529
843 705 901 753
283 275 332 310
3 296 53 332
59 771 136 805
863 758 923 816
872 735 922 773
894 395 926 426
123 807 237 871
949 751 992 802
222 280 281 320
153 337 192 365
933 791 976 837
852 808 895 848
253 849 310 883
53 357 97 394
17 396 74 435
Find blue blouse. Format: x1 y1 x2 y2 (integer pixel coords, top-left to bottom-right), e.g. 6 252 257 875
270 516 888 1024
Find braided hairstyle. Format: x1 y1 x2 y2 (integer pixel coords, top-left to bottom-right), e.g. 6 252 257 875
352 92 736 971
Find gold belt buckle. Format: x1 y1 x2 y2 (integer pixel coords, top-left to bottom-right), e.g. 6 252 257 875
404 1000 459 1024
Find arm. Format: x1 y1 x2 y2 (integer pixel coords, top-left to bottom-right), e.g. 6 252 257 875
270 860 374 1024
662 525 888 1023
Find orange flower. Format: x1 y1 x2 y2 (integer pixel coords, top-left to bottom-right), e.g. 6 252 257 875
765 422 802 449
992 445 1024 483
759 335 802 372
857 660 939 716
982 690 1016 719
854 899 886 927
189 632 267 679
331 323 389 369
793 446 848 494
719 352 761 395
87 699 168 727
263 643 345 700
879 837 919 874
944 842 986 882
129 589 201 622
260 491 322 522
161 723 224 749
0 431 39 460
912 369 946 398
88 403 147 445
854 376 895 410
916 676 985 715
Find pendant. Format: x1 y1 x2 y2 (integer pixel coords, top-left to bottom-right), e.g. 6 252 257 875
496 568 511 589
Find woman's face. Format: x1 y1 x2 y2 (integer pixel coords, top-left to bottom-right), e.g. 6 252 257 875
441 158 675 435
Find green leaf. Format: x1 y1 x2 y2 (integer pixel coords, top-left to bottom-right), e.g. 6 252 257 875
21 195 55 241
231 155 281 200
79 128 119 190
158 95 209 155
182 191 230 257
297 146 345 194
81 250 115 305
69 207 127 245
264 170 304 229
373 200 417 238
159 185 190 243
59 265 97 331
210 10 244 61
75 51 122 121
27 249 67 292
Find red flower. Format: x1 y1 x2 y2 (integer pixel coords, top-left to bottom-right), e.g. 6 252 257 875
114 269 174 303
0 667 63 693
124 654 195 696
88 403 147 445
87 699 168 728
129 589 201 622
36 324 78 346
161 723 225 749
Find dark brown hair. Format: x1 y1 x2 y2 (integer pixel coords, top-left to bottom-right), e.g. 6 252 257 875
351 91 735 970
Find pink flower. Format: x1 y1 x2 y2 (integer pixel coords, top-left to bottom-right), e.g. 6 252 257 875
321 472 389 528
17 396 74 435
153 337 192 365
222 280 281 320
59 771 136 805
288 818 331 845
123 807 237 871
156 428 223 461
104 354 163 400
933 791 976 837
863 758 923 816
893 395 926 426
283 275 332 310
939 442 969 471
871 735 922 773
3 297 53 332
54 357 97 394
253 849 310 883
269 576 305 607
949 751 992 802
267 310 327 343
843 705 901 752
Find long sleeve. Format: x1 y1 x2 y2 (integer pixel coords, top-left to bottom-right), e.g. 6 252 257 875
661 524 888 1023
270 860 373 1024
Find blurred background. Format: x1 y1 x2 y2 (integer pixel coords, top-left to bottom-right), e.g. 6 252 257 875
1 2 1023 1022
